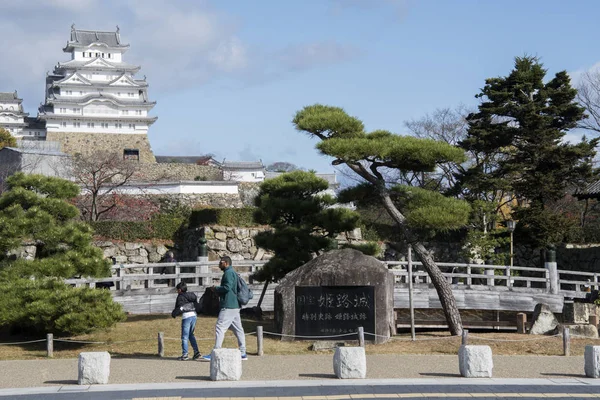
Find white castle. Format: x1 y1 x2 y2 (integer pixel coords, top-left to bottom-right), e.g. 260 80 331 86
1 25 158 163
40 25 156 136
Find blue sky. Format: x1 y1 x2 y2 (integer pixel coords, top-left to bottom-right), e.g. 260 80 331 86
1 0 599 173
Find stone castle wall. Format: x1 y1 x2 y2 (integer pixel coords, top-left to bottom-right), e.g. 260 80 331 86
46 131 156 163
134 164 222 182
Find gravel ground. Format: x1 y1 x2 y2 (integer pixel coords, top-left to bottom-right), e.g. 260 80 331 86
0 354 586 388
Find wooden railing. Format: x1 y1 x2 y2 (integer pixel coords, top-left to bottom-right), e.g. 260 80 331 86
65 259 597 299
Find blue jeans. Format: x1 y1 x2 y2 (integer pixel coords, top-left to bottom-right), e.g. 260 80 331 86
181 315 199 356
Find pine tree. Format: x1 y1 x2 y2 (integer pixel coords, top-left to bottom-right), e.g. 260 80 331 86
293 105 471 335
458 56 598 248
251 171 370 309
0 173 125 335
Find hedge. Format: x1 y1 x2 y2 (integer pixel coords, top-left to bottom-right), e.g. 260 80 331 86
189 207 258 227
90 214 188 241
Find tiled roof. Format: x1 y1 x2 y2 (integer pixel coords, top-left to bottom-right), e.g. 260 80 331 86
69 28 125 47
222 161 264 170
0 92 20 102
2 147 68 157
155 155 219 165
575 180 600 199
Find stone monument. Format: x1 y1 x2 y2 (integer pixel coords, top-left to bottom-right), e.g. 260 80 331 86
274 248 395 344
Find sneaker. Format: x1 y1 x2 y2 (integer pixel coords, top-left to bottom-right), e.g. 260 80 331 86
178 354 189 361
200 355 211 362
241 353 248 361
192 352 202 360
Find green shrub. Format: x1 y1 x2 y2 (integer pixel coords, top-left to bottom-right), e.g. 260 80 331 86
91 221 154 241
189 207 258 227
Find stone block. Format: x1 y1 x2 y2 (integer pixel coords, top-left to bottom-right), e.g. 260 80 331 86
530 303 559 335
586 346 600 378
458 345 493 378
210 349 242 381
78 351 111 385
333 347 366 379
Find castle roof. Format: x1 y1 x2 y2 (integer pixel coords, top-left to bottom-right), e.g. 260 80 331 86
0 91 22 102
64 26 129 51
46 95 156 108
56 58 140 73
222 161 265 170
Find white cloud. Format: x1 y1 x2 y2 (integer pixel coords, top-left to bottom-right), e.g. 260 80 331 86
569 62 600 87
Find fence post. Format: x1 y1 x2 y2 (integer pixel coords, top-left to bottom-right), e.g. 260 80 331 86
506 266 512 288
546 246 559 294
357 326 365 347
461 329 469 345
257 326 264 356
158 332 164 358
516 313 527 334
46 333 53 358
563 326 570 357
407 245 415 341
485 268 495 286
115 267 122 290
466 264 472 286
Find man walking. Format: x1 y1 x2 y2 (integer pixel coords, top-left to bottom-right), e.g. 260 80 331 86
201 256 247 361
171 282 202 361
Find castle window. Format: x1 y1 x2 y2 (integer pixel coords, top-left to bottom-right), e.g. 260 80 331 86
95 52 100 57
122 110 129 115
101 53 105 58
108 53 112 59
123 149 139 161
61 122 67 127
115 123 122 128
128 123 135 129
101 123 109 128
87 122 95 128
74 122 80 128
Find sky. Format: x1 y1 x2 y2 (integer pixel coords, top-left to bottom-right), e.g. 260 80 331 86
1 0 599 174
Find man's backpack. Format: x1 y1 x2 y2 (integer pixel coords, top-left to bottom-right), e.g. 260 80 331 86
236 273 254 306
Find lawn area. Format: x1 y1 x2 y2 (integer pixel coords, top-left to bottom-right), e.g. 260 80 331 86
0 314 598 360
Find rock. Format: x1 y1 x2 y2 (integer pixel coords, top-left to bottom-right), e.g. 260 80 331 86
148 251 162 263
208 240 227 251
530 303 559 335
204 226 215 239
458 345 493 378
254 248 265 261
230 253 244 261
114 256 128 263
139 248 148 257
78 352 111 385
585 346 600 378
561 324 599 338
210 349 242 381
94 241 115 248
235 228 249 239
156 244 168 256
227 239 243 252
102 247 117 258
274 249 395 345
347 228 363 241
128 255 148 264
125 242 143 250
215 232 227 241
333 347 366 379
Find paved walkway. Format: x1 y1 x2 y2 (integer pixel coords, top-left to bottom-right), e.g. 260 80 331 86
0 354 590 389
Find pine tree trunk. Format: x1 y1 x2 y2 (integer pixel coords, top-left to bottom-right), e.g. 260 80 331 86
380 193 463 335
257 280 269 309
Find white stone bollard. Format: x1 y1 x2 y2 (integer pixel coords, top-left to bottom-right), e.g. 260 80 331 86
458 345 493 378
333 347 367 379
78 351 111 385
585 345 600 378
210 349 242 381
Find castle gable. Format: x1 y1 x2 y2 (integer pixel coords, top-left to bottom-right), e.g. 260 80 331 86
58 73 92 86
108 74 139 87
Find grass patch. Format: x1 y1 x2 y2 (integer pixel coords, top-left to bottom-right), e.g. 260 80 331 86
0 314 594 360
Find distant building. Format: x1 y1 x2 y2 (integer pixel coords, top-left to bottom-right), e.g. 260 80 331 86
0 146 70 179
222 160 265 182
155 155 221 167
39 25 157 162
0 91 45 140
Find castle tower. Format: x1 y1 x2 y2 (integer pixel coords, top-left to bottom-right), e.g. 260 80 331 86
0 91 45 140
40 25 157 162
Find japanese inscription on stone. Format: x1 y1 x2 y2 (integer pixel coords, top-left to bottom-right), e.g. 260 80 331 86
295 286 375 338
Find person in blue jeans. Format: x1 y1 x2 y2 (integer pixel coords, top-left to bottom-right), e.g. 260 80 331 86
201 256 247 361
171 281 201 361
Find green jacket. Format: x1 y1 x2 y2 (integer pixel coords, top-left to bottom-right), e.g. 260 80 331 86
215 266 239 309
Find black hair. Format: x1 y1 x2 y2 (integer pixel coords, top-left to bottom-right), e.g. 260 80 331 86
220 256 232 266
176 281 187 292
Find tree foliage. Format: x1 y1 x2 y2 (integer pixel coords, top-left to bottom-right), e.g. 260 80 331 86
265 161 299 173
293 104 470 335
457 56 598 248
0 173 125 335
0 127 16 149
252 170 366 287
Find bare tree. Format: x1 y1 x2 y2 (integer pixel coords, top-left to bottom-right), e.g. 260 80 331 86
404 105 472 190
68 151 140 221
577 70 600 134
